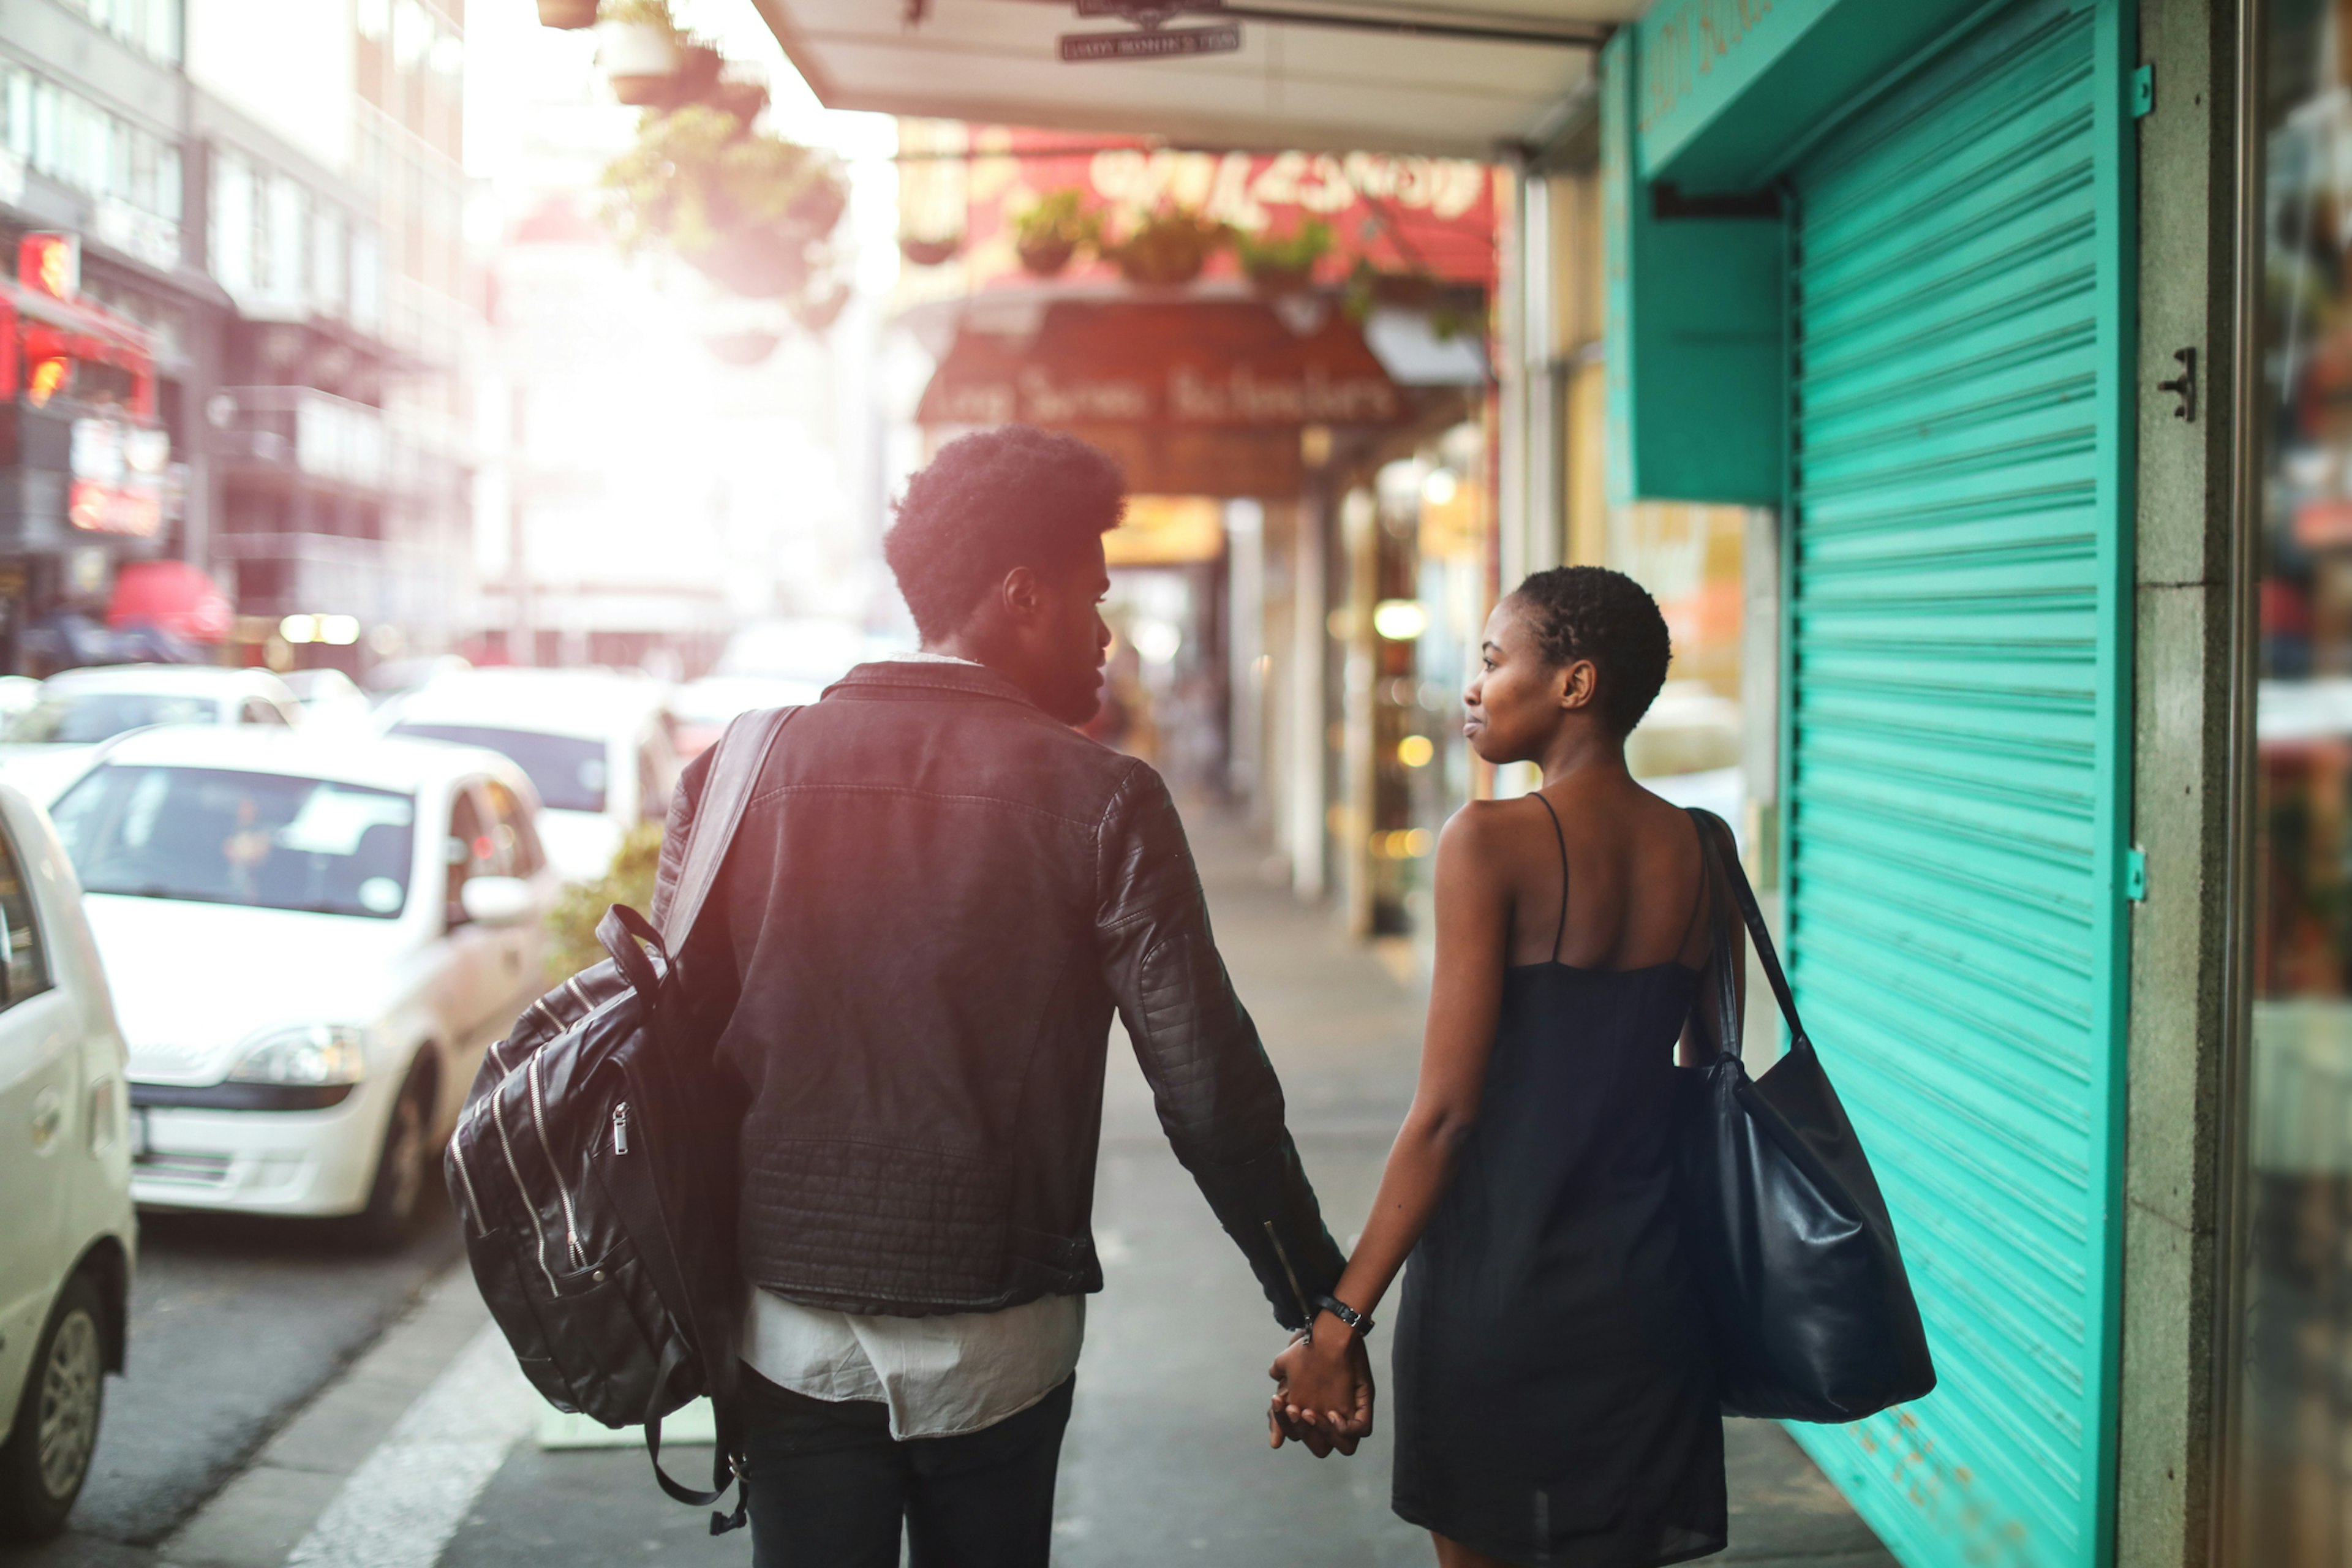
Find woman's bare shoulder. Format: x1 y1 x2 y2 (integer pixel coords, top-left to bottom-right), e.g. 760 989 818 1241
1441 796 1550 864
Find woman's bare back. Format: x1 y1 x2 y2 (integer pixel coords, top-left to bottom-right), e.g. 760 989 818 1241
1474 779 1710 971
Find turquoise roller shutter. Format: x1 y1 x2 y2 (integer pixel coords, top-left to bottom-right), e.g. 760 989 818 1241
1782 1 2133 1565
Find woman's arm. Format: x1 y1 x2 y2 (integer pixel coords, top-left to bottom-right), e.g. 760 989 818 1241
1271 803 1513 1434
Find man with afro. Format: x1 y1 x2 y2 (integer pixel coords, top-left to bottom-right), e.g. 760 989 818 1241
657 426 1360 1567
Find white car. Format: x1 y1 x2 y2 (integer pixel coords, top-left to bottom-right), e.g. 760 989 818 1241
0 666 306 805
46 729 560 1245
278 668 376 733
381 668 679 883
0 780 133 1540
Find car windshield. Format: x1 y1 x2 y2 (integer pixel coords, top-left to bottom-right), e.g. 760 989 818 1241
51 765 415 919
2 691 222 744
391 723 606 812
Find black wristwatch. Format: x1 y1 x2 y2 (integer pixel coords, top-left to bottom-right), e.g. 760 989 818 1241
1316 1294 1374 1339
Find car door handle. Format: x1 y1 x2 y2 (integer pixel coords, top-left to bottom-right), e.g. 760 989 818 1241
30 1085 63 1151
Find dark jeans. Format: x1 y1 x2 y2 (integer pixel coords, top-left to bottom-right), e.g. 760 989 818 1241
741 1365 1074 1568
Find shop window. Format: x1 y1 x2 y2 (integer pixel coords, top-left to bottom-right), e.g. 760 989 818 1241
2247 8 2352 1560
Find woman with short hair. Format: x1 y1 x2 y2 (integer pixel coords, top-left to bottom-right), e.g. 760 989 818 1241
1273 565 1739 1568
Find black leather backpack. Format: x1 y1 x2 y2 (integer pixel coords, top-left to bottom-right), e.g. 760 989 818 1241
445 706 795 1534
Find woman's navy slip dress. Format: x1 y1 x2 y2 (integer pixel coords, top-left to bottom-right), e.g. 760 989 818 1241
1391 797 1726 1568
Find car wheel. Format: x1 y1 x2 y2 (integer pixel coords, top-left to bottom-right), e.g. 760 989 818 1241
345 1068 432 1251
0 1272 107 1540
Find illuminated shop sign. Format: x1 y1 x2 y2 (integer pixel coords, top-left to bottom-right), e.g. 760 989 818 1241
67 418 169 538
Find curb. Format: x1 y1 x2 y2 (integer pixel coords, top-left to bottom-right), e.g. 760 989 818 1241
157 1270 493 1568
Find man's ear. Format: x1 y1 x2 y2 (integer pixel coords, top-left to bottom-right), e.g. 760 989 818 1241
999 565 1043 627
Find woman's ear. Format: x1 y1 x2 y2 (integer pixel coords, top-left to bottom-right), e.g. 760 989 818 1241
1558 658 1599 714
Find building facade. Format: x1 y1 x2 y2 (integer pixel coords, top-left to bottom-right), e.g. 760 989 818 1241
0 0 480 677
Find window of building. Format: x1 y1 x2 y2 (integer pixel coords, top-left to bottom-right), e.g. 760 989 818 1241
210 149 254 291
0 60 181 221
2247 8 2352 1561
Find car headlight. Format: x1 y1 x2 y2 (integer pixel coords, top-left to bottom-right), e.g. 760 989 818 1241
228 1025 369 1086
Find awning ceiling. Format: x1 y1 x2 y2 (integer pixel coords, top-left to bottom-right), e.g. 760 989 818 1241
749 1 1637 159
917 296 1425 496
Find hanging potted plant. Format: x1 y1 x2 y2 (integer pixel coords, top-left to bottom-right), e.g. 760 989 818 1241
597 0 683 105
706 73 770 127
1106 206 1229 288
1235 219 1333 296
899 231 965 266
670 39 724 104
1012 189 1100 277
601 105 850 302
538 0 599 27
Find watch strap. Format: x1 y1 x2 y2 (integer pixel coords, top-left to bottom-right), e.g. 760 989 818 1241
1316 1293 1373 1338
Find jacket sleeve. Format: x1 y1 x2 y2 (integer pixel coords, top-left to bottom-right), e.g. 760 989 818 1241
1095 760 1346 1330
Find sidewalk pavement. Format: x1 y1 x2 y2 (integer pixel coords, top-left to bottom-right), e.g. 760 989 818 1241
146 804 1897 1568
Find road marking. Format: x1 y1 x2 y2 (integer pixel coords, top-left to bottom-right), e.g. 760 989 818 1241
282 1325 538 1568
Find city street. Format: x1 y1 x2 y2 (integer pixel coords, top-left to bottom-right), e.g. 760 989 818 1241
2 809 1894 1568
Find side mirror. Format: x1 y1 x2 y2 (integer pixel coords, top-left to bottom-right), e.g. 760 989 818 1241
458 875 536 927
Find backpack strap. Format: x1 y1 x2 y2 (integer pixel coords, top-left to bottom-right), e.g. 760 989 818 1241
659 705 800 949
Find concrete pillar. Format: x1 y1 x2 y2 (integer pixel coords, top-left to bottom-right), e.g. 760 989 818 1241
2117 1 2242 1562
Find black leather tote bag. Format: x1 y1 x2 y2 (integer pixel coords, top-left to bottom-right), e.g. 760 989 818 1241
1678 809 1936 1423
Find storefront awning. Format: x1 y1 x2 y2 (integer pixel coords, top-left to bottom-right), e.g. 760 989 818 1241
751 2 1630 159
916 296 1409 495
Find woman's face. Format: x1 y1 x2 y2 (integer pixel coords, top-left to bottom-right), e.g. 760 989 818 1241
1463 595 1594 764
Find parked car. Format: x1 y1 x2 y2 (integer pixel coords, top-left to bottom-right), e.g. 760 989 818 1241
381 668 679 882
667 675 815 761
46 729 559 1244
0 780 134 1540
278 668 376 732
0 666 305 805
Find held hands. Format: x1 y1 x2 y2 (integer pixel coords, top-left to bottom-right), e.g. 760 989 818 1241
1267 1317 1374 1458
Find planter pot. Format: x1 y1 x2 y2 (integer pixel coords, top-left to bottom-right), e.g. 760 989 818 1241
692 228 810 297
673 43 723 101
1016 236 1077 277
1111 216 1225 287
899 233 963 267
1245 262 1315 296
703 330 780 366
597 20 680 103
707 78 769 126
537 0 598 27
1114 241 1213 287
1370 271 1440 309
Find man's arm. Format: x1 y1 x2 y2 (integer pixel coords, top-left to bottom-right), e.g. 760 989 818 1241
1095 761 1346 1330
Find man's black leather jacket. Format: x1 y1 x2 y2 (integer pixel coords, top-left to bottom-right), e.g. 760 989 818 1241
652 659 1344 1327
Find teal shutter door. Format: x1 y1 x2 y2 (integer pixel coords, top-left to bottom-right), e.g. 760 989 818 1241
1783 1 2132 1564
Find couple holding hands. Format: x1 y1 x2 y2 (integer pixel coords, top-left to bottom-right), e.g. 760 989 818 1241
665 427 1732 1568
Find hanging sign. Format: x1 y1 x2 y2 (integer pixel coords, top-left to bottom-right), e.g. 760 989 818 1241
1059 24 1240 61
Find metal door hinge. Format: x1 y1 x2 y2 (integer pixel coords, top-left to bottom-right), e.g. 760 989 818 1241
2125 848 2148 903
2132 65 2154 118
2158 347 2196 423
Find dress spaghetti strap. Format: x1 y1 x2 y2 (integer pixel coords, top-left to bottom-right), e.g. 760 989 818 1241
1529 791 1569 964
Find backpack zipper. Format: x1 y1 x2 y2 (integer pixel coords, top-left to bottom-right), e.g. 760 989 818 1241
611 1101 630 1155
489 1087 560 1296
527 1053 587 1269
447 1133 491 1238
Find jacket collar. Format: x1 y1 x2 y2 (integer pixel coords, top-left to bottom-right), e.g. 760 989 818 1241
824 658 1045 712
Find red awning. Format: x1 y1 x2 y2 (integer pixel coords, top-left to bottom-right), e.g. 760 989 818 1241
108 560 233 643
916 298 1409 496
